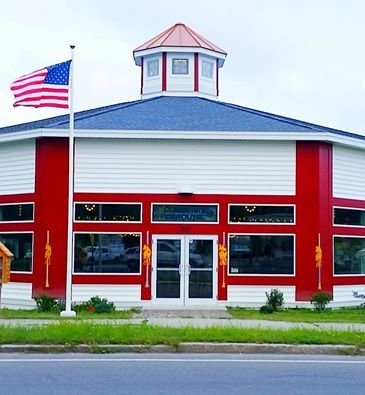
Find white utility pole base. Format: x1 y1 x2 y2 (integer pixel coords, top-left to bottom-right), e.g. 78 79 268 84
60 310 76 317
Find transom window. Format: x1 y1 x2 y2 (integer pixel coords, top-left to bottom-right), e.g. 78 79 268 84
172 58 189 75
201 60 214 78
152 204 218 223
74 233 141 274
75 203 141 222
334 236 365 275
229 205 294 224
0 233 33 272
334 207 365 227
147 59 159 77
0 203 33 222
228 234 294 275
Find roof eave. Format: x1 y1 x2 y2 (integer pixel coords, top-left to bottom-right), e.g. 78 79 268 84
1 128 364 150
134 46 226 66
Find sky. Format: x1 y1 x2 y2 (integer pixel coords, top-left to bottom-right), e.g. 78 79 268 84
1 0 365 135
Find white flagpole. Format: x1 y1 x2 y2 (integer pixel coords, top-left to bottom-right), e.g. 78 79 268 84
61 45 76 317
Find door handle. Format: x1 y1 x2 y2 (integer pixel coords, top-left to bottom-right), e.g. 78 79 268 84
187 264 191 275
179 264 182 275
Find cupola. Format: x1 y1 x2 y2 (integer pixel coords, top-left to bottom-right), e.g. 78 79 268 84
133 23 227 99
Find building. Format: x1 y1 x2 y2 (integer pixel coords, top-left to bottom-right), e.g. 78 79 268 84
0 23 364 309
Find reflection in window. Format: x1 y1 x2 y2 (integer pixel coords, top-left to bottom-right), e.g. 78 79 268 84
229 205 294 224
228 234 294 275
74 233 141 274
152 204 218 223
172 59 189 74
147 59 159 77
75 203 141 222
202 60 213 78
334 236 365 275
0 233 32 272
0 204 33 222
334 208 365 227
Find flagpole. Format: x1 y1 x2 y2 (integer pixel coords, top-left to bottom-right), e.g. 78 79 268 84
61 45 76 317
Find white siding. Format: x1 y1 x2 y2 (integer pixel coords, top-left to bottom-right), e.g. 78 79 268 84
72 284 141 307
227 285 296 305
333 145 365 200
142 54 162 96
167 53 194 92
0 140 35 194
199 54 217 97
333 284 365 306
75 139 295 195
0 282 35 309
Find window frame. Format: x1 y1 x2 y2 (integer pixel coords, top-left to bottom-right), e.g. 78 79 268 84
74 202 142 224
171 58 189 75
146 58 160 78
0 202 34 223
73 231 142 276
227 232 296 277
333 234 365 277
333 206 365 228
228 204 296 225
151 203 219 224
201 60 214 79
0 231 34 274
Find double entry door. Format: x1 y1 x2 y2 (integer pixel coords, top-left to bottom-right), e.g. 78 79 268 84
152 235 217 306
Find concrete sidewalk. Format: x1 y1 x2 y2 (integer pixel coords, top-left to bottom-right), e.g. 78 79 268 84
0 309 364 332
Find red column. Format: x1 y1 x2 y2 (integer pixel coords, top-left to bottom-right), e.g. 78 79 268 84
162 52 167 92
295 142 333 300
33 138 69 298
194 53 199 92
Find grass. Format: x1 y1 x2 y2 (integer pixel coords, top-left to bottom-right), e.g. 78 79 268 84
0 308 139 320
227 306 365 323
0 322 364 347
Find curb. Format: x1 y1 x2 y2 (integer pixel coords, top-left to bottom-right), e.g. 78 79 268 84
0 343 364 355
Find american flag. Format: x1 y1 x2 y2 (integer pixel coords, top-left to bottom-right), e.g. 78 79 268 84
10 60 71 109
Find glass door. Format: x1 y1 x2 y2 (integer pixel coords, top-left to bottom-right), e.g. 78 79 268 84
152 235 217 306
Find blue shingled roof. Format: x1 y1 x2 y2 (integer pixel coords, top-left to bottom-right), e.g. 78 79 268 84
1 96 363 141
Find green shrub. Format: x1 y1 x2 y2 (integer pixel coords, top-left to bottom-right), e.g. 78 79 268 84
259 304 274 314
265 289 284 311
73 296 116 314
34 294 58 312
310 291 332 312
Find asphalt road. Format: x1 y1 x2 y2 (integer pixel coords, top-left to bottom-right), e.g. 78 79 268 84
0 353 365 395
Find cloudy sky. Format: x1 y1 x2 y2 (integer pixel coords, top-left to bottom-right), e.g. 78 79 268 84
1 0 365 135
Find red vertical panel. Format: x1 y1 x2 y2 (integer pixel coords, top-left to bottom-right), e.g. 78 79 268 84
33 138 69 298
140 57 144 95
194 53 199 92
295 142 333 301
216 59 219 96
162 52 167 91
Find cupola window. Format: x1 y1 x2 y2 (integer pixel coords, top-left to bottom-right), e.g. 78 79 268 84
172 58 189 75
147 59 159 77
202 60 214 78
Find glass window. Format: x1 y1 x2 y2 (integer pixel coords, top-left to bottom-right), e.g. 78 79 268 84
147 59 159 77
228 234 294 275
172 59 189 75
334 236 365 275
202 60 213 78
75 203 141 222
74 233 141 274
229 205 294 224
334 208 365 227
152 204 218 223
0 204 33 222
0 233 33 272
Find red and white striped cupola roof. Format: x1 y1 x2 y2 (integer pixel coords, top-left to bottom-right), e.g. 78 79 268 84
134 23 227 99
